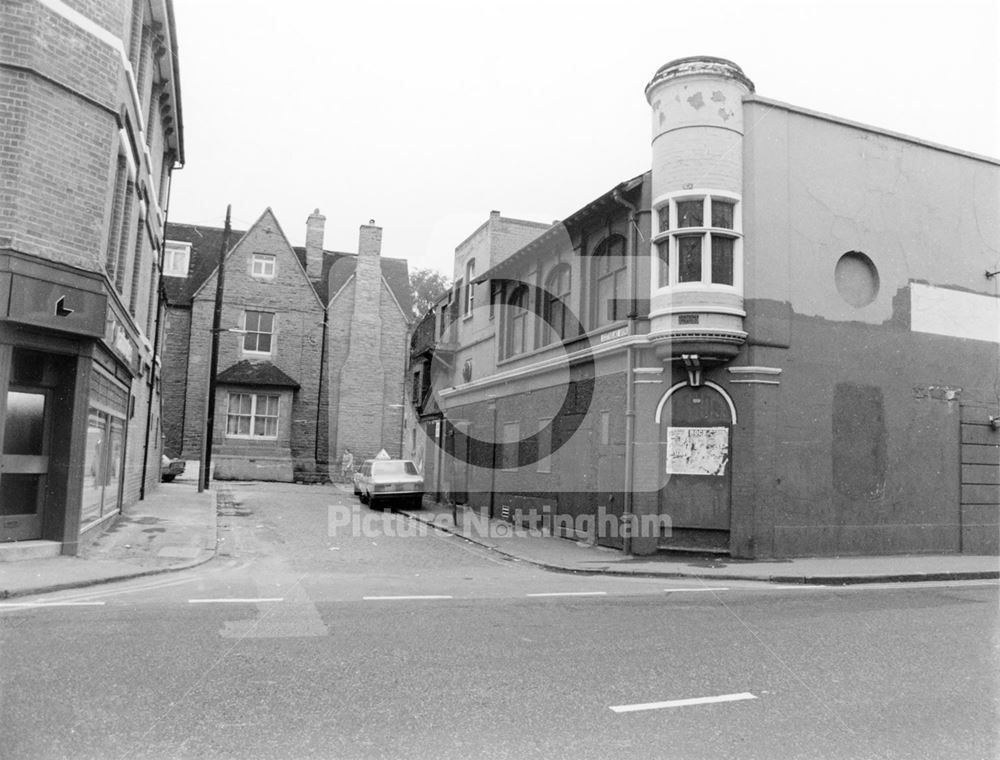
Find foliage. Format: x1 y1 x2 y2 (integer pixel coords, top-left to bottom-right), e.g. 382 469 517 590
409 267 451 318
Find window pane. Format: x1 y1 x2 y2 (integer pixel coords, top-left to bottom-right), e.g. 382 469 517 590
711 236 734 285
677 236 702 282
259 313 274 331
657 205 670 231
677 200 703 228
3 392 46 455
245 312 260 331
257 334 271 353
656 241 670 287
712 200 734 229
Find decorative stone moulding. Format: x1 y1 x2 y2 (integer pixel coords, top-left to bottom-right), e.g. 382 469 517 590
644 56 755 95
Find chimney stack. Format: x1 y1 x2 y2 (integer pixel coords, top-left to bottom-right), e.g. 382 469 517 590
358 221 382 260
305 208 325 279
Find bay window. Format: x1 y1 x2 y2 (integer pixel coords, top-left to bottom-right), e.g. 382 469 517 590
653 193 741 290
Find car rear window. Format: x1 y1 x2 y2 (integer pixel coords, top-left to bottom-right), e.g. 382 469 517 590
372 461 418 476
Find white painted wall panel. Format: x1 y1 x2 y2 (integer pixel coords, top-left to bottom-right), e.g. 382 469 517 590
910 283 1000 343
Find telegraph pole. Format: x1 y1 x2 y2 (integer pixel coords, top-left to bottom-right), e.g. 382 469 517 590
199 205 232 492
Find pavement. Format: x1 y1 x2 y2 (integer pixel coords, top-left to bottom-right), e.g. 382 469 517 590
0 468 216 599
1 472 997 598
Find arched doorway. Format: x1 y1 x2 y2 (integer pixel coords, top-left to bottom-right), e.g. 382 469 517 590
655 382 736 552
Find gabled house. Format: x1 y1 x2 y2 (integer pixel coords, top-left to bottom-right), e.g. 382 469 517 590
163 209 411 481
406 56 1000 559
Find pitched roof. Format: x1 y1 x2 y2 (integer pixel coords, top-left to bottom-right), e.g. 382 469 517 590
216 360 300 389
163 223 246 305
295 247 412 315
165 219 413 317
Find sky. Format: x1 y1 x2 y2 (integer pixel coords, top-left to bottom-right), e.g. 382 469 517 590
168 0 999 279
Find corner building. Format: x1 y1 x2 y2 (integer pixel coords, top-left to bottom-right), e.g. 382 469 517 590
412 57 999 558
0 0 183 554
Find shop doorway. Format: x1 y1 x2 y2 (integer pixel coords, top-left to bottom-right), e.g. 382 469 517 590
656 382 736 551
1 387 51 541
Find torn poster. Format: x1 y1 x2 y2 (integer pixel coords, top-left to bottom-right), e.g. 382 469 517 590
665 427 729 476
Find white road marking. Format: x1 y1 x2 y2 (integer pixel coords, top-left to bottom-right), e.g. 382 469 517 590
362 595 454 601
610 692 757 713
662 587 730 593
41 576 198 603
188 597 285 604
526 591 608 597
0 601 106 609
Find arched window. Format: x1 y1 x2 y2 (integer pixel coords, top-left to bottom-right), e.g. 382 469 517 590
592 235 627 328
543 264 572 344
504 284 529 358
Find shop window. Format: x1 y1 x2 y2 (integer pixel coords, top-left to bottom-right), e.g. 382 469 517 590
226 393 279 439
243 311 274 354
653 193 741 290
251 253 276 279
592 235 627 328
543 264 572 344
81 369 129 526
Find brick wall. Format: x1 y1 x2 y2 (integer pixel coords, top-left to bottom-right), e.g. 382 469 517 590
180 210 325 471
335 226 387 462
162 305 191 456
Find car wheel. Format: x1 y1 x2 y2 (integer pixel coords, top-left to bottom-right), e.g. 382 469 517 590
369 495 381 511
161 474 175 483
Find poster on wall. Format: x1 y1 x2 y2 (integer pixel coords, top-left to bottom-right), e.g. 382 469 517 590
666 426 729 476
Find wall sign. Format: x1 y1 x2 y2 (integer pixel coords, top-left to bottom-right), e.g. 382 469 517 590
666 426 729 476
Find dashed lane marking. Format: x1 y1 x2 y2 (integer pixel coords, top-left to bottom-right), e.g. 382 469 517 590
362 595 454 601
526 591 607 597
0 601 106 609
188 598 285 604
610 692 757 713
662 587 730 593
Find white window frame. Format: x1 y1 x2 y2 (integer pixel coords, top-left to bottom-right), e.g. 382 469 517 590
242 310 275 356
464 259 476 317
162 240 190 277
652 190 742 294
225 392 280 440
251 253 276 279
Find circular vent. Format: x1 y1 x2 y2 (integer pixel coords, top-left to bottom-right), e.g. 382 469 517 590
835 251 879 307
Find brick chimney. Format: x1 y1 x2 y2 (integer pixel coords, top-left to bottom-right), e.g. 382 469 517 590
305 208 325 279
335 221 386 460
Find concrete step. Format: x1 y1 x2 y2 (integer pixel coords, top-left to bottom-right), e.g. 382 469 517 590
0 540 62 562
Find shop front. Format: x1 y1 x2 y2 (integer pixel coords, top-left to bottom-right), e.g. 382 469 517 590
0 253 138 555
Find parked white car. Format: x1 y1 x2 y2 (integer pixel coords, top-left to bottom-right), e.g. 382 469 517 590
357 459 423 510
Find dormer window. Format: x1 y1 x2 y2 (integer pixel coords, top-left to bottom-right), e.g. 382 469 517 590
654 192 741 291
162 240 190 277
251 253 276 279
